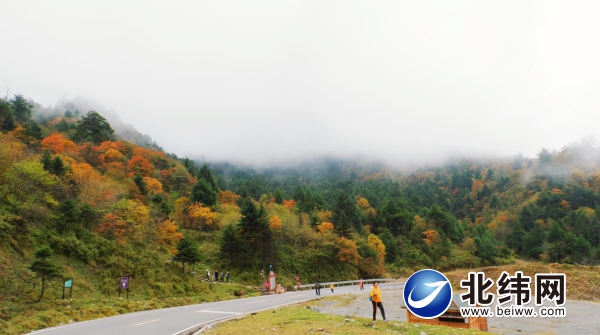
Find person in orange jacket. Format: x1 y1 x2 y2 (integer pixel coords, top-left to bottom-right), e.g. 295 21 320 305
369 281 387 322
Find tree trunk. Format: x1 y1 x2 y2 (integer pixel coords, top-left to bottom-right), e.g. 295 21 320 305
37 275 45 302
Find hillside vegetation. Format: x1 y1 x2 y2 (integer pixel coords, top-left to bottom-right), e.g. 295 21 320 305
1 94 600 333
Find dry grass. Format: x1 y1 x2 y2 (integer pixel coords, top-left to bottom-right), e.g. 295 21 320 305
444 261 600 302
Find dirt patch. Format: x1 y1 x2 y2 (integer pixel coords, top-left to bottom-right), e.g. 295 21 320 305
314 286 600 335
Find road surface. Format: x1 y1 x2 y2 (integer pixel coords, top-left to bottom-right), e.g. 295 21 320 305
29 283 398 335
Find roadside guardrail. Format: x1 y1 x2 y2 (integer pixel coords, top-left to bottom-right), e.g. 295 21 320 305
298 278 401 290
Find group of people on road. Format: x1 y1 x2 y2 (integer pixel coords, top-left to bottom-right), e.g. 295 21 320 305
205 269 230 283
314 277 386 323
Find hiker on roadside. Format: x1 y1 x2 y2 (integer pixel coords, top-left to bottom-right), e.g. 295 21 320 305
315 281 321 296
369 281 386 323
206 269 210 281
226 271 230 283
221 271 225 282
330 283 334 294
359 277 364 291
214 270 219 282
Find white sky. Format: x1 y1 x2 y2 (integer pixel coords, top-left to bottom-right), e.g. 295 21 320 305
2 1 600 165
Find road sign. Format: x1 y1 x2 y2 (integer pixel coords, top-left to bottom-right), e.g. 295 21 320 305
120 276 129 290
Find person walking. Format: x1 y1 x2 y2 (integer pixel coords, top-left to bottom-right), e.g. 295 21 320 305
214 270 219 282
369 281 386 322
206 269 210 281
330 283 334 294
315 281 321 296
221 271 225 282
359 277 364 291
225 271 230 283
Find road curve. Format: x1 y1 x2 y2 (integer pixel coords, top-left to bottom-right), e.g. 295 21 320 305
28 282 401 335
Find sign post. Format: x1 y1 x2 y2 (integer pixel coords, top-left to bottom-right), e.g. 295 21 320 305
120 276 129 300
63 278 73 299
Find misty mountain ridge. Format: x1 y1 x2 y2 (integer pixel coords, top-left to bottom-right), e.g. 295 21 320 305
31 95 157 149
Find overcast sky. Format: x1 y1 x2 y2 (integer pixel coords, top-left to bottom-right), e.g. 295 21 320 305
2 1 600 165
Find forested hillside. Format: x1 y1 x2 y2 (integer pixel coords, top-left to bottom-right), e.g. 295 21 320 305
1 94 600 316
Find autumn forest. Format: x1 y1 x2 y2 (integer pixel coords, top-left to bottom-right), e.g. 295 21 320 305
1 94 600 331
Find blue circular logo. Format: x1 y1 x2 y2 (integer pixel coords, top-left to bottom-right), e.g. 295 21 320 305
403 269 453 319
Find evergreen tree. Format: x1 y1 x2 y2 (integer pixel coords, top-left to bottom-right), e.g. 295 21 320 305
379 229 400 262
274 189 284 204
519 205 537 231
173 237 201 273
56 119 70 132
489 195 500 209
11 94 33 123
219 224 241 265
333 190 362 237
40 151 52 171
191 179 218 206
133 174 147 195
55 199 78 233
79 203 99 231
51 156 65 176
198 164 218 192
506 221 525 254
486 168 495 181
0 99 16 131
30 246 62 302
237 200 274 269
523 222 546 258
73 111 114 144
23 121 43 142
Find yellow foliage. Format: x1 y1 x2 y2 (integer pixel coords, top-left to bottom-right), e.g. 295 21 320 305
216 204 242 228
471 179 484 192
461 237 477 253
102 148 123 163
187 203 217 230
218 190 240 206
71 162 123 209
143 176 163 195
283 199 296 211
269 215 283 231
317 222 334 233
316 210 333 223
356 197 371 210
422 229 438 246
172 197 191 225
367 234 386 266
336 237 360 265
364 207 377 217
156 219 184 255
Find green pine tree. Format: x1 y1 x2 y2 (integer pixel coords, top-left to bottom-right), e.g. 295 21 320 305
30 246 62 302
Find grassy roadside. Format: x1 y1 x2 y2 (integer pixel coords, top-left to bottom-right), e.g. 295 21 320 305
204 301 486 335
0 283 259 335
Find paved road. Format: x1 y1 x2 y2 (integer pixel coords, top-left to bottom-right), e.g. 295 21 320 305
29 283 399 335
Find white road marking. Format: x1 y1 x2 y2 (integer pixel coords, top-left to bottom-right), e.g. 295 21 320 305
196 310 243 315
133 319 160 326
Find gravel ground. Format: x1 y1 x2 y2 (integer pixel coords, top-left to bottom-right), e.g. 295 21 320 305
313 285 600 335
